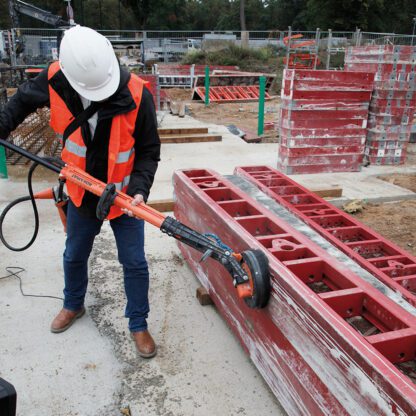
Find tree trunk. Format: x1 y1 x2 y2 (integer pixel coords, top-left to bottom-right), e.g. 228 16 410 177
240 0 246 31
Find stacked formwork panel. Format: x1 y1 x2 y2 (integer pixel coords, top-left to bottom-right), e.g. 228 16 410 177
174 168 416 415
278 69 375 174
345 46 416 165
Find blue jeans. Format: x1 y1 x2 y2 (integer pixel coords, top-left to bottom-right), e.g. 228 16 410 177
63 201 150 332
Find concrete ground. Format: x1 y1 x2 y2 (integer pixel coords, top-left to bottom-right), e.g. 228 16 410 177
0 113 415 416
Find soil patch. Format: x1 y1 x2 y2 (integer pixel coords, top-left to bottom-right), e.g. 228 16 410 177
354 200 416 256
378 173 416 193
164 88 279 141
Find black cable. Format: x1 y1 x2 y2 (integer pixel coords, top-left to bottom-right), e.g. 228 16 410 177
0 162 40 251
0 267 63 301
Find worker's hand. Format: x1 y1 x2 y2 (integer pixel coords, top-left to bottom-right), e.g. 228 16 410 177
122 194 144 217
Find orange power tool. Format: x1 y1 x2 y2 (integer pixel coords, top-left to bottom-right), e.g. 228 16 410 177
0 139 270 309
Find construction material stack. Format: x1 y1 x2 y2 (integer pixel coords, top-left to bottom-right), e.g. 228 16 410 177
345 45 416 165
277 69 375 174
174 166 416 415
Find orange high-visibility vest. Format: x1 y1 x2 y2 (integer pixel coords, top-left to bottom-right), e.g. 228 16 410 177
48 61 145 220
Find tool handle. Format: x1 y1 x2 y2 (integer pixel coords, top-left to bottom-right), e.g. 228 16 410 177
61 165 166 227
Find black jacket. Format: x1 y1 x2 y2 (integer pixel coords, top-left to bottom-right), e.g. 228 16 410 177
0 64 161 217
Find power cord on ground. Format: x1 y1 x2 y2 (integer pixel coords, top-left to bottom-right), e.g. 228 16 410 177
0 267 63 301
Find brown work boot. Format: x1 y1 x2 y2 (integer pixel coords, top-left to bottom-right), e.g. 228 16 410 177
131 330 157 358
50 307 85 333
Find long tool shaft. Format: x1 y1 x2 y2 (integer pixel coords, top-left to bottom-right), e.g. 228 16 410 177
61 165 166 228
0 139 63 173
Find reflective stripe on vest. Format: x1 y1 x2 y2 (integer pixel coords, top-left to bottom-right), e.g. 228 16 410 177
116 148 135 164
64 140 133 162
115 175 130 191
65 138 87 158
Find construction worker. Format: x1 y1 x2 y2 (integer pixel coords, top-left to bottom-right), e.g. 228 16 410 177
0 26 160 358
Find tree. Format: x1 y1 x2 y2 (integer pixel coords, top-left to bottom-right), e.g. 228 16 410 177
240 0 246 30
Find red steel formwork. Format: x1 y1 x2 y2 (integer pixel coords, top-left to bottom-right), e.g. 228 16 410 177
345 46 416 165
278 69 374 174
174 168 416 416
235 165 416 307
138 74 164 110
192 85 272 103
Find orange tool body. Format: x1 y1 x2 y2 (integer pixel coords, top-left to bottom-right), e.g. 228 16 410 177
60 164 166 228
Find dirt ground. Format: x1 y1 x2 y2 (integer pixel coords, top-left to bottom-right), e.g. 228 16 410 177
164 88 279 141
378 172 416 193
354 200 416 256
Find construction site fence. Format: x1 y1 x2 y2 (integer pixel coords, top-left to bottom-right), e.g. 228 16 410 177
0 27 416 76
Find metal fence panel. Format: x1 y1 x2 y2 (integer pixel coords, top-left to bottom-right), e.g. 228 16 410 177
0 27 415 68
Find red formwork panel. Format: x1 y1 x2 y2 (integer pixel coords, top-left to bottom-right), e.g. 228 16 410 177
368 112 413 126
279 144 365 157
282 79 373 93
276 163 362 174
279 69 373 172
369 99 416 113
280 136 366 148
277 152 364 167
280 108 369 120
346 47 416 165
280 117 367 130
174 168 416 415
364 146 407 158
346 45 416 55
138 74 159 107
280 98 370 111
345 55 416 64
282 69 375 94
369 104 416 117
235 165 416 308
284 68 375 84
372 89 416 100
366 155 406 165
345 62 416 77
367 129 410 142
279 126 368 139
373 80 416 91
366 139 408 150
365 123 413 135
193 86 271 103
281 88 372 101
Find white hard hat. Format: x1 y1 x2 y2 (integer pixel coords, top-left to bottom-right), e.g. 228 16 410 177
59 25 120 102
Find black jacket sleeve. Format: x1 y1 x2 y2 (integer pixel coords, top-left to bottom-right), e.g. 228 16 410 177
126 87 161 202
0 68 50 139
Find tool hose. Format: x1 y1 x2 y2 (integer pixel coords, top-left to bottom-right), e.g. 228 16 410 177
0 162 40 251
